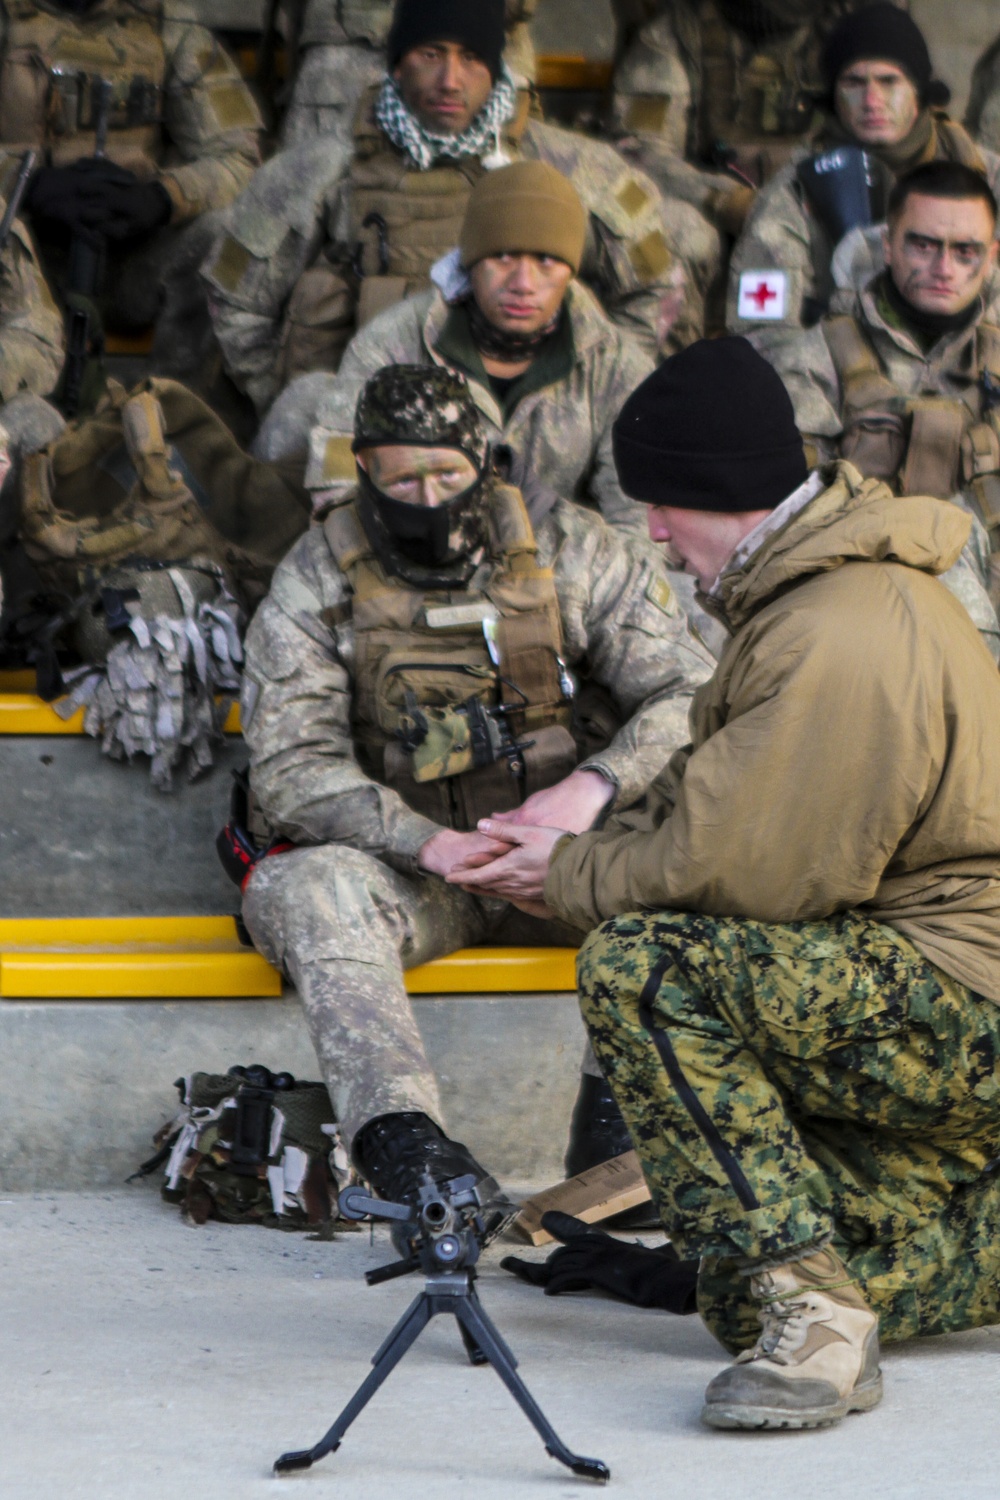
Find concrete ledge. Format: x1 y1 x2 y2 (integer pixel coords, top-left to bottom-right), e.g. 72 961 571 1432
0 991 587 1192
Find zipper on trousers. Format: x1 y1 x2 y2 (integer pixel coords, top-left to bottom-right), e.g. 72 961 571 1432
636 955 760 1212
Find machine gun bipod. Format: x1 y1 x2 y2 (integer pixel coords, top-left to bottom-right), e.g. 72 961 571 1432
273 1172 610 1484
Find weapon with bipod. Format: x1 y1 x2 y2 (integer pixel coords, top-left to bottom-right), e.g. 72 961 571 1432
273 1172 611 1484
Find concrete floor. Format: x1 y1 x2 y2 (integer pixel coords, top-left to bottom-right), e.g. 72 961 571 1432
2 1190 998 1500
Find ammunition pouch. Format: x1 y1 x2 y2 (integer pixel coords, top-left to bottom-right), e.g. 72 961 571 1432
48 68 162 137
826 313 1000 505
0 3 167 171
139 1067 346 1231
277 258 357 388
839 412 907 482
899 399 966 500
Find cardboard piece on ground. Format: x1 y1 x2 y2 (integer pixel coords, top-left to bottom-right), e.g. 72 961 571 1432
511 1151 651 1246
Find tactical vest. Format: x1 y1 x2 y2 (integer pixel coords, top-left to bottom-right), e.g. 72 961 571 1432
276 89 534 383
345 86 533 325
0 0 166 173
695 0 825 166
323 484 579 831
18 379 289 611
824 312 1000 544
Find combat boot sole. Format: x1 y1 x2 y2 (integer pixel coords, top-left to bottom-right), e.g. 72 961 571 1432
701 1368 883 1431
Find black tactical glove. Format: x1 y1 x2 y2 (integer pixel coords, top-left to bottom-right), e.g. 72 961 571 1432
501 1211 699 1314
25 158 172 242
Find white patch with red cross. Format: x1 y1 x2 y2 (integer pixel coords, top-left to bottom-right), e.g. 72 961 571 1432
737 270 788 320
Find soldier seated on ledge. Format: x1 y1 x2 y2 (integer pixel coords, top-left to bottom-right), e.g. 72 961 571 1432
754 160 1000 636
447 337 1000 1431
201 0 707 420
728 3 1000 336
9 0 264 379
254 161 655 538
237 363 714 1221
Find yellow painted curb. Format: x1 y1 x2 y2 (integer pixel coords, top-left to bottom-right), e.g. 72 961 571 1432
0 691 242 734
0 918 578 999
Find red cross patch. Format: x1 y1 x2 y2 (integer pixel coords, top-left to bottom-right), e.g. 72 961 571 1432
737 270 788 320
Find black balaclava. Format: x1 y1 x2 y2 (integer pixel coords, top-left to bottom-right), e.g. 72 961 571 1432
353 365 491 588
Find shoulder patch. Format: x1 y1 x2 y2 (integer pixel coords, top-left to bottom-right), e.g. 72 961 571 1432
737 270 788 320
616 177 653 219
209 234 252 294
208 80 261 132
321 435 357 484
645 573 678 616
628 229 672 283
624 95 669 134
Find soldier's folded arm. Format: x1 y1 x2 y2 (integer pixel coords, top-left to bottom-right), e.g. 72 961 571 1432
0 217 65 400
241 538 440 872
543 601 930 934
201 142 348 412
158 20 264 223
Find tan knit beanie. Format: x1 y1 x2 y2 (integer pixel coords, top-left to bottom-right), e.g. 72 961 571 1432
459 161 588 272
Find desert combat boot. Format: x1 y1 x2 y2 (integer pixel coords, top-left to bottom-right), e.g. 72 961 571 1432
701 1246 882 1431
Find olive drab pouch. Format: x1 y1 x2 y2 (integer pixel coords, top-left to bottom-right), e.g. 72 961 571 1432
136 1067 352 1234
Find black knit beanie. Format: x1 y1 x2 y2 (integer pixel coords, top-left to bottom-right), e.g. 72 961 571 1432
388 0 506 83
612 338 808 513
822 3 950 108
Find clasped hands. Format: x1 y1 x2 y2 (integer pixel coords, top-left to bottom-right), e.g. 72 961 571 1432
417 769 614 918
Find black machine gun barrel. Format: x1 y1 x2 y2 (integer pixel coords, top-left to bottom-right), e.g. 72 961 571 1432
272 1174 610 1484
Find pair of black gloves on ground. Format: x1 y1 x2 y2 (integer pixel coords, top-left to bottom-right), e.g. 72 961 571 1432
501 1211 698 1315
24 157 172 244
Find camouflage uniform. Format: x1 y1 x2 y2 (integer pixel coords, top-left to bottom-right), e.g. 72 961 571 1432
0 200 65 560
576 908 1000 1353
728 113 1000 335
966 30 1000 157
202 80 710 415
254 280 654 532
752 277 1000 642
0 0 264 368
281 0 540 151
541 465 1000 1356
609 1 869 236
0 191 63 402
239 373 715 1145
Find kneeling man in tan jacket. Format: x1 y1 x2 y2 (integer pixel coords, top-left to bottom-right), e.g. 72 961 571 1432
451 336 1000 1433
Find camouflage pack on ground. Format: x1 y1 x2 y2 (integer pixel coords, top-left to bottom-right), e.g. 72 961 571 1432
144 1067 352 1233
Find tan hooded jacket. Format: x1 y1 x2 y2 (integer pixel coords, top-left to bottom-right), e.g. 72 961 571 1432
545 463 1000 1002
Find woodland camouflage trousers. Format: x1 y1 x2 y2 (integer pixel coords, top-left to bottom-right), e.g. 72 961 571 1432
577 908 1000 1352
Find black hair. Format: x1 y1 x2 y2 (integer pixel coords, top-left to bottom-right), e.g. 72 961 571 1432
887 161 998 225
